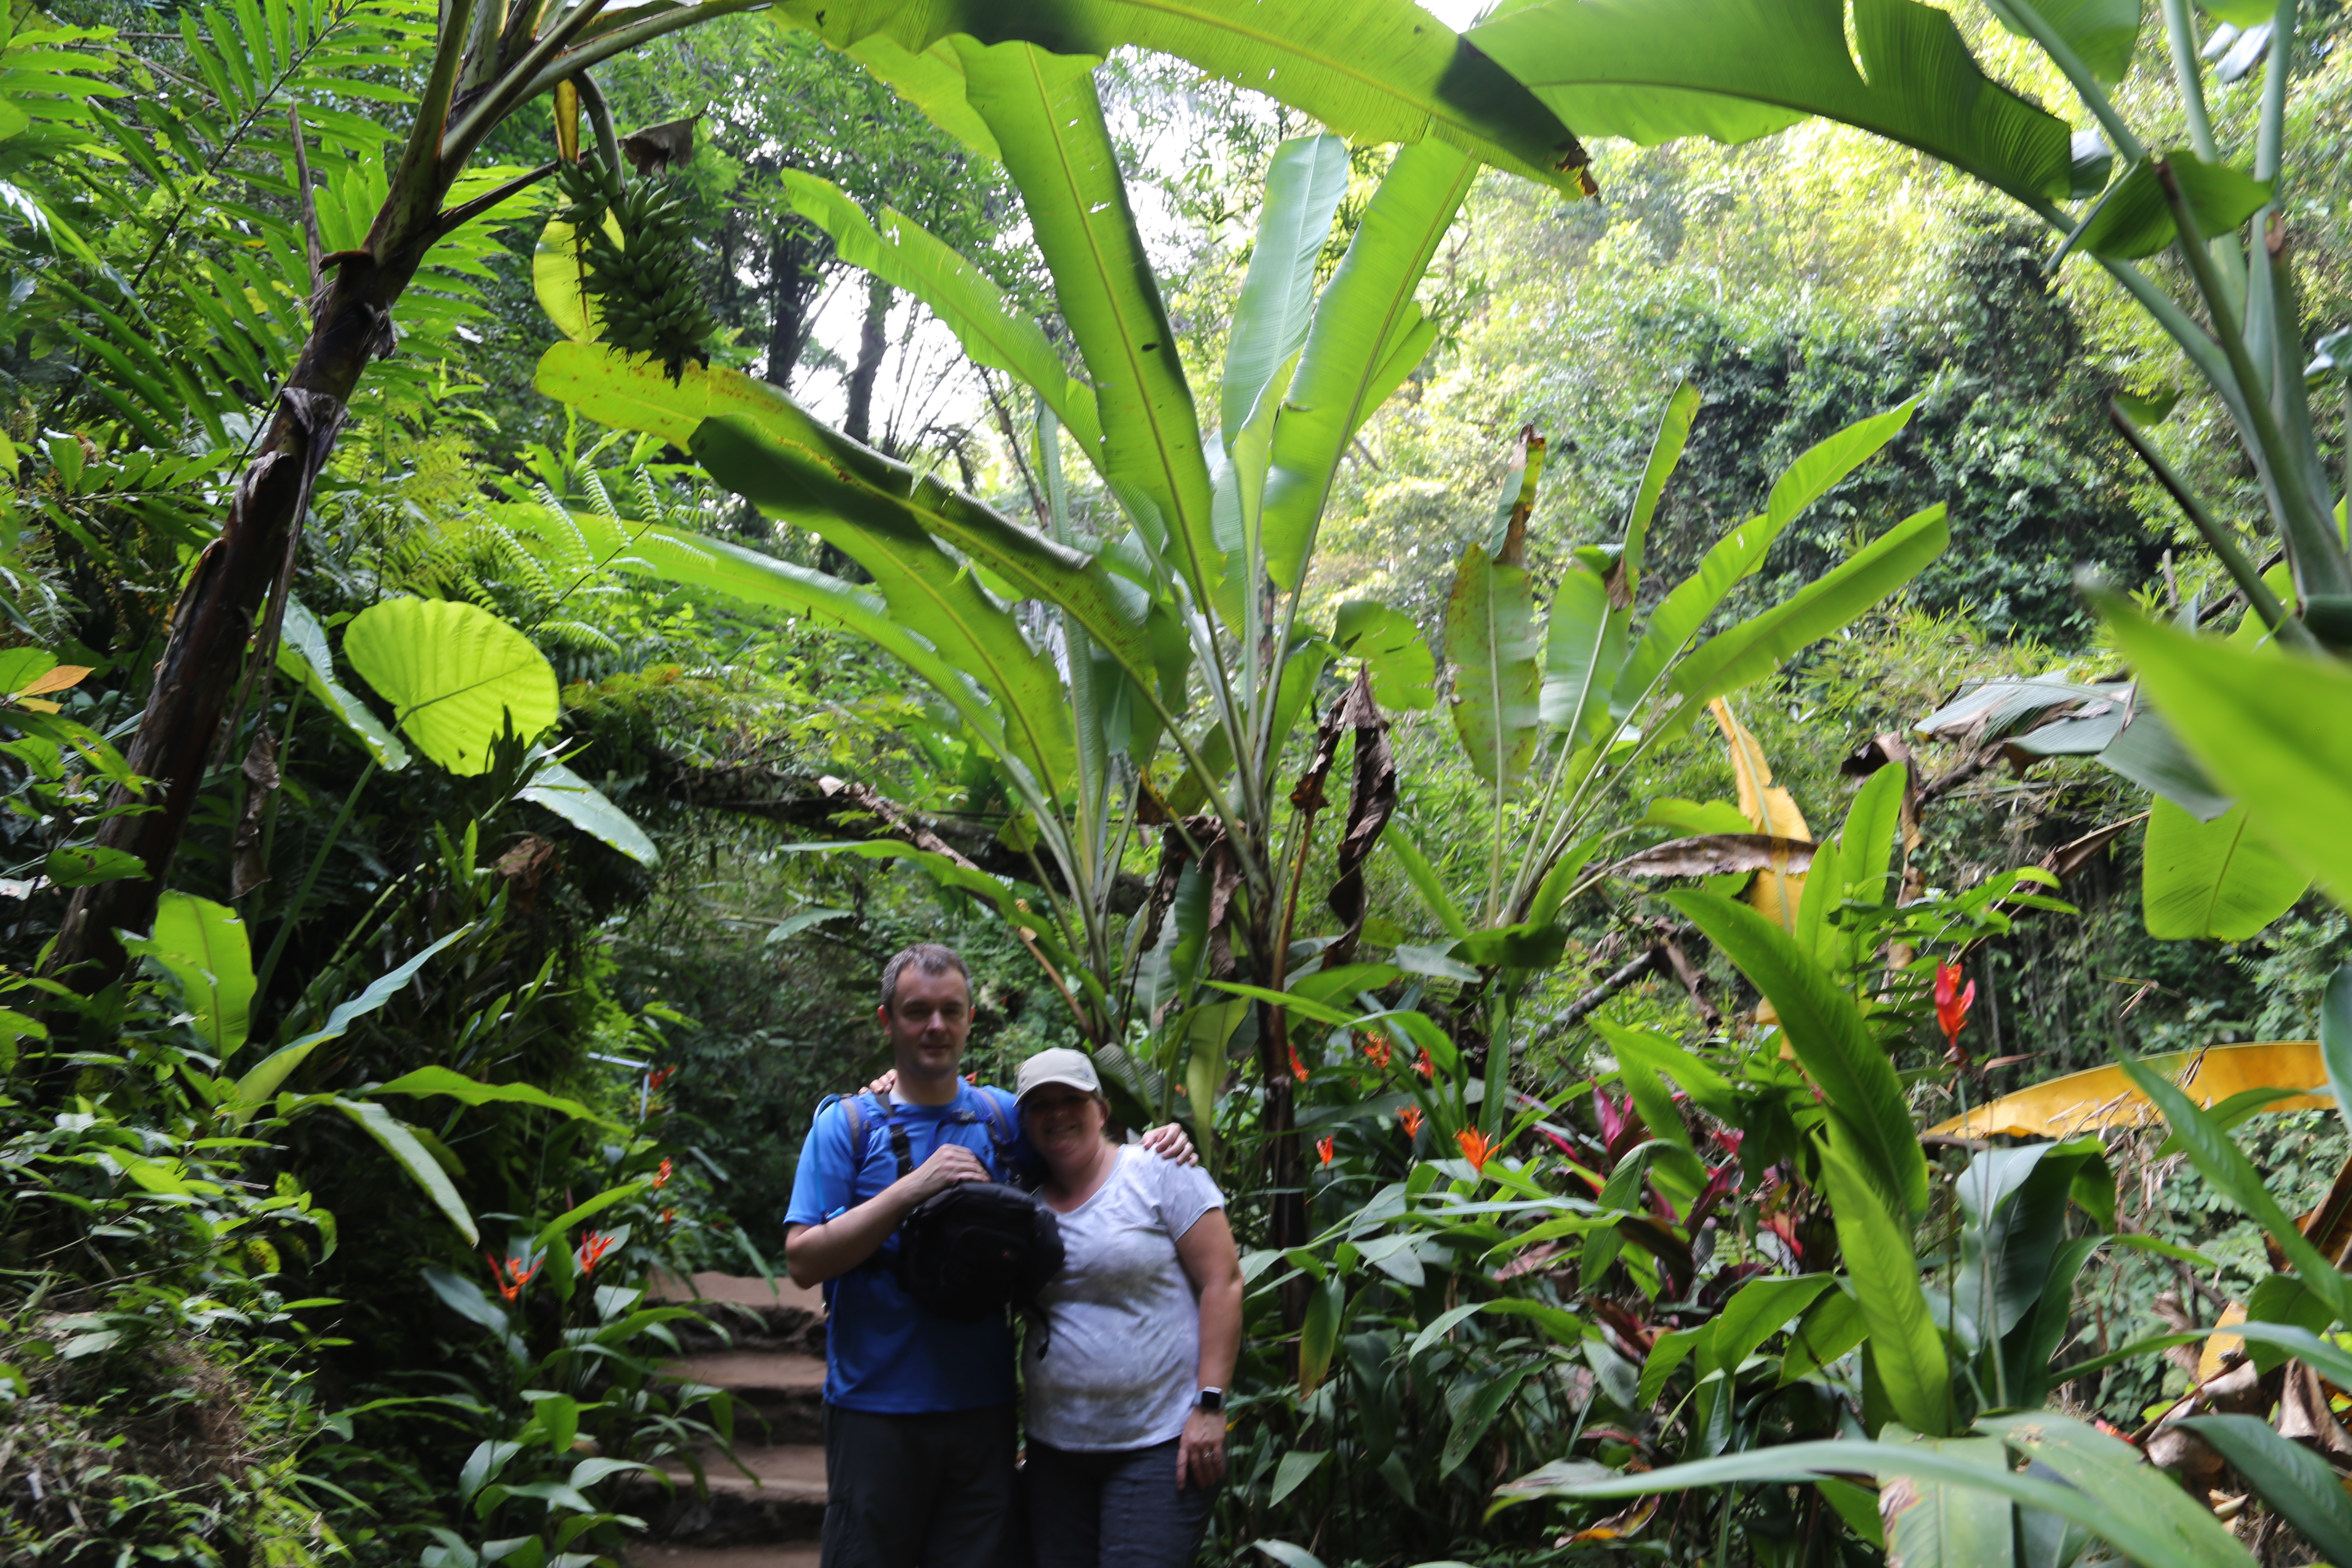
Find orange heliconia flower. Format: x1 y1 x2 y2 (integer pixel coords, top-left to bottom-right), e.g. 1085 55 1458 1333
1288 1039 1310 1083
1397 1104 1424 1139
660 1208 677 1227
486 1252 540 1302
1455 1127 1493 1172
1360 1034 1392 1070
652 1157 672 1189
1414 1053 1434 1080
1935 961 1976 1062
1317 1135 1335 1166
576 1231 620 1276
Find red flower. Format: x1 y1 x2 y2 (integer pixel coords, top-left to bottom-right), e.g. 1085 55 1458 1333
1397 1104 1424 1139
1316 1135 1335 1166
1414 1053 1434 1080
1360 1034 1392 1070
652 1158 672 1189
485 1252 540 1301
647 1066 678 1093
1935 961 1976 1063
576 1231 620 1276
1455 1127 1492 1171
660 1208 676 1227
964 1071 979 1084
1288 1039 1310 1082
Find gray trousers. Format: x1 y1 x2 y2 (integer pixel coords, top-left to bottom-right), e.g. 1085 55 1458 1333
820 1403 1017 1568
1023 1438 1213 1568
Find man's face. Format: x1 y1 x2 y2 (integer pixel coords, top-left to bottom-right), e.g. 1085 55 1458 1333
879 966 972 1080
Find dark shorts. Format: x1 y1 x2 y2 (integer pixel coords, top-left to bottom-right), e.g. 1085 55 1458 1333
1023 1438 1213 1568
821 1402 1017 1568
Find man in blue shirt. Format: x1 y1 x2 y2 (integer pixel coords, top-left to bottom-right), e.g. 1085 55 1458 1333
783 943 1191 1568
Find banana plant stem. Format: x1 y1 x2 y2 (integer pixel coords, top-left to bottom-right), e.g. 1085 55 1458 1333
2107 401 2307 643
2159 0 2218 160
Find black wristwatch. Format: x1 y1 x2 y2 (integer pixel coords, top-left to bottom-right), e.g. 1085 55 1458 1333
1194 1387 1225 1414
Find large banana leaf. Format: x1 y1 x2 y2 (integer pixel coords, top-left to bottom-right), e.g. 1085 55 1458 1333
1880 1428 2015 1568
1259 141 1476 591
957 40 1220 601
2141 799 2309 940
1471 0 2076 208
1539 560 1614 739
1671 505 1949 706
1612 399 1918 714
768 0 1592 194
777 168 1105 457
1221 134 1351 450
533 344 1161 701
2106 607 2352 907
1445 542 1542 792
1924 1041 2330 1138
695 417 1079 789
1667 888 1927 1219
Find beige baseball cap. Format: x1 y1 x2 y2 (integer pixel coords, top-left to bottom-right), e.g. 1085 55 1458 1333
1017 1047 1102 1102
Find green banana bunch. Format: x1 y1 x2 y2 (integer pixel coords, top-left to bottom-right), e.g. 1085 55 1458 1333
554 149 715 384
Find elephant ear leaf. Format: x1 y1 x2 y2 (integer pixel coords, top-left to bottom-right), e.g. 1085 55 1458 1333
2140 799 2308 940
343 598 560 777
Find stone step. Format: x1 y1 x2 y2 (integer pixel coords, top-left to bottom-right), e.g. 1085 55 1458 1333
664 1351 827 1444
624 1443 827 1547
651 1272 827 1357
627 1543 820 1568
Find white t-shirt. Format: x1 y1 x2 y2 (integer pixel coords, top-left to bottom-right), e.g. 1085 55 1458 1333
1023 1144 1225 1452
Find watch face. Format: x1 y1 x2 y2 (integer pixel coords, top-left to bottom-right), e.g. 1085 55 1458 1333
1197 1388 1224 1412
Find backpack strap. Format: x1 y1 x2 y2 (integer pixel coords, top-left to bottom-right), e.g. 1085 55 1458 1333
885 1119 915 1179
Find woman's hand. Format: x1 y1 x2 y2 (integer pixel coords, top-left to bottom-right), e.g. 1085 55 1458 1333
1177 1407 1226 1490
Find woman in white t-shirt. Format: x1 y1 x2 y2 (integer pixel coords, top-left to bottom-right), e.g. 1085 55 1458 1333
1014 1047 1242 1568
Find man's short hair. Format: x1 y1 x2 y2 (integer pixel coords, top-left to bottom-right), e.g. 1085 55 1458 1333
878 944 970 1011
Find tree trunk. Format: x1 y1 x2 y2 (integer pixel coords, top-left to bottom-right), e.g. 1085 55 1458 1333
764 224 812 389
49 151 468 989
842 275 893 447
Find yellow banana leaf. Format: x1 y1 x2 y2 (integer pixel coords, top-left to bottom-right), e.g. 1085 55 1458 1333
1709 698 1811 929
1925 1041 2330 1139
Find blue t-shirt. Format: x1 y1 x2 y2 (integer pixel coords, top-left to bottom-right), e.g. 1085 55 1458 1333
784 1083 1029 1414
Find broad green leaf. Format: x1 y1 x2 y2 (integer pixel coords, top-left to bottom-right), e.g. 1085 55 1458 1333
2141 799 2306 940
1953 1143 2092 1344
1473 0 2075 208
1613 401 1917 712
1977 1412 2257 1568
343 598 558 777
2121 1056 2352 1321
1987 0 2144 84
1267 1452 1328 1510
1261 142 1478 591
1444 544 1541 791
1840 761 1907 908
1222 134 1351 449
536 345 1158 700
776 167 1104 457
1880 1426 2016 1568
1779 1286 1868 1384
278 598 411 770
533 217 602 344
1334 600 1435 711
1621 380 1701 598
2322 962 2352 1136
957 41 1218 601
771 0 1592 193
1540 560 1615 739
1708 1274 1838 1374
519 760 661 868
372 1065 611 1124
1819 1139 1951 1436
1666 889 1926 1218
2073 152 2274 262
1494 1433 2251 1568
1440 1366 1534 1479
1596 1019 1737 1121
121 890 254 1057
2104 608 2352 908
336 1098 478 1244
1298 1277 1342 1395
46 844 147 887
2176 1415 2352 1565
1672 505 1948 706
230 928 472 1116
838 32 1003 157
1389 829 1470 943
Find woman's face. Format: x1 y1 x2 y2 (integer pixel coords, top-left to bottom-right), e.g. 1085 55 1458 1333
1022 1083 1107 1168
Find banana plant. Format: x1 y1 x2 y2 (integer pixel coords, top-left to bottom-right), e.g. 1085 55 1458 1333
529 21 1585 1246
1468 0 2352 959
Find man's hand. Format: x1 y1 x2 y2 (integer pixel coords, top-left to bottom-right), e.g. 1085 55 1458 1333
907 1141 990 1201
1177 1407 1226 1489
862 1067 899 1098
1139 1122 1198 1166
